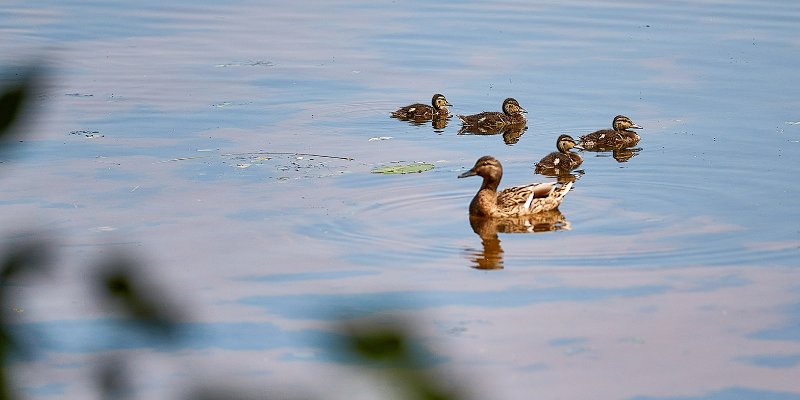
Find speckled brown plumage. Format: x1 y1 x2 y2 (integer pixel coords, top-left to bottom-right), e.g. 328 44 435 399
579 115 642 150
535 134 584 176
391 93 451 120
458 156 572 218
457 98 527 131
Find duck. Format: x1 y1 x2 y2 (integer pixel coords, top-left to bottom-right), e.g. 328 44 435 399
457 98 527 131
458 156 572 218
579 115 642 150
534 134 584 175
391 93 452 120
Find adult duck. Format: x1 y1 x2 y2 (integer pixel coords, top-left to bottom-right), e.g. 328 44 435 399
458 156 572 218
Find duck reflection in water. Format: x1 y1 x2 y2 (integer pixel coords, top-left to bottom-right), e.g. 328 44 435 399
612 147 641 162
592 147 642 163
466 211 571 270
431 114 449 131
458 122 528 145
392 114 451 131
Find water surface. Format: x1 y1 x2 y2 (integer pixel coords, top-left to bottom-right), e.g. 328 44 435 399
2 1 799 399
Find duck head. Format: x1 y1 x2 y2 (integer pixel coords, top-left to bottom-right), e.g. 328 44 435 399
502 98 526 116
612 115 642 131
458 155 503 184
556 134 583 152
431 93 452 110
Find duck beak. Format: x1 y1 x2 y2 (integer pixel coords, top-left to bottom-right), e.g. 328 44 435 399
520 107 528 114
631 123 642 129
573 143 585 150
458 169 477 178
445 101 453 107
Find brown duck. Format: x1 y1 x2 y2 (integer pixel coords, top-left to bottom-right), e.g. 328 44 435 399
579 115 642 150
391 93 452 120
457 98 527 131
458 156 572 218
535 134 584 175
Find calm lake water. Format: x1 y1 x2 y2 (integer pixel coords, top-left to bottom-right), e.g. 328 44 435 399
2 0 800 399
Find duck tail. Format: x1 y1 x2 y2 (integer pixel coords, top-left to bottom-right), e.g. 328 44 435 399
554 181 573 203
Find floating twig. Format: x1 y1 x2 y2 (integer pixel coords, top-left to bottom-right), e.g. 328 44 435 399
222 152 354 161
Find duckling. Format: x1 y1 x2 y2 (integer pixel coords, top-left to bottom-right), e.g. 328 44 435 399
535 134 584 175
458 156 572 218
457 98 527 131
391 93 452 120
579 115 642 150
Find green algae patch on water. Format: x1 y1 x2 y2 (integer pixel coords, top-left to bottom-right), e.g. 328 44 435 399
371 163 435 175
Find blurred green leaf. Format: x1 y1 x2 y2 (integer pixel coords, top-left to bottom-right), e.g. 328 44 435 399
341 322 462 400
350 329 407 362
97 256 181 340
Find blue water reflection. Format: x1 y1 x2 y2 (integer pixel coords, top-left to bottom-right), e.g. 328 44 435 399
2 0 800 399
241 284 671 320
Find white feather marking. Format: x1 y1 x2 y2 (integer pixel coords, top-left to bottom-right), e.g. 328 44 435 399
559 181 574 200
553 158 560 165
479 117 486 123
523 192 534 210
599 134 605 139
408 107 416 113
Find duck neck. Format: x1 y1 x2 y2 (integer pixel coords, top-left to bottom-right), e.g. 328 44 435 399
480 176 500 192
621 130 640 140
471 187 497 217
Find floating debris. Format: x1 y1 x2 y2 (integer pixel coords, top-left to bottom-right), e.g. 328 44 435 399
369 136 393 141
212 101 253 108
65 93 93 97
215 60 274 67
222 151 353 161
371 163 435 175
69 130 103 138
159 155 212 163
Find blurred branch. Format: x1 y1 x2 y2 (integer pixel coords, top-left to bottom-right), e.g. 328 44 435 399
0 238 53 400
0 67 39 143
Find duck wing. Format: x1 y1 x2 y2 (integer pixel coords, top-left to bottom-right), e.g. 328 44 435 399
497 181 572 215
458 111 508 128
391 103 432 119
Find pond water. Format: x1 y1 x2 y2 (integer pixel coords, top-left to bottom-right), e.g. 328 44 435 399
2 0 800 399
